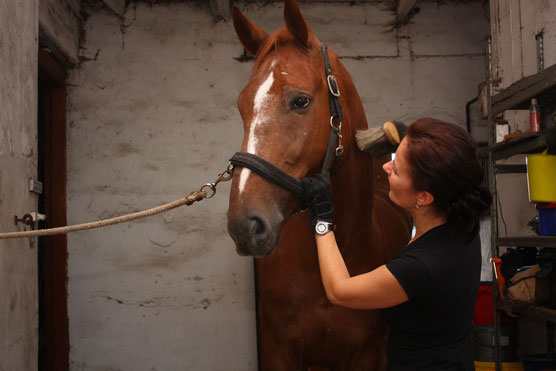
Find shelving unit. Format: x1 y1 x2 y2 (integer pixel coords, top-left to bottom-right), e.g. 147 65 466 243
485 37 556 371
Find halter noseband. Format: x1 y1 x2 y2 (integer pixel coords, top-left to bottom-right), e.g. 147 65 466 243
229 43 344 199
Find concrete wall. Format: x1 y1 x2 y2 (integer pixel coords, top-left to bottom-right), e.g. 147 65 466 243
66 1 489 370
0 1 39 370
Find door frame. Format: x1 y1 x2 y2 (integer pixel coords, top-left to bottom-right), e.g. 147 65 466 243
38 47 69 371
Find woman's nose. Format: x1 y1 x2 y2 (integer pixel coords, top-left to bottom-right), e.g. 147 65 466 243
383 161 392 175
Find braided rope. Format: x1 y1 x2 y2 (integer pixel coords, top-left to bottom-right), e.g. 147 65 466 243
0 164 234 240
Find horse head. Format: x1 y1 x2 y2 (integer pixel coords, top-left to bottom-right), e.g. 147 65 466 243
227 0 365 257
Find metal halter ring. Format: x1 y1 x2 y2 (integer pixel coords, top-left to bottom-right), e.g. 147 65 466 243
200 183 217 198
330 116 342 130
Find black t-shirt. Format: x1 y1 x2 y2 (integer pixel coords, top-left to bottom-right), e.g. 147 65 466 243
382 223 481 371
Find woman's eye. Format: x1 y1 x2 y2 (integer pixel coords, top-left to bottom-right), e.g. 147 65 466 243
292 96 310 109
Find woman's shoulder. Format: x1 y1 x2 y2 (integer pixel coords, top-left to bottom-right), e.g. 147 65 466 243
404 223 480 267
411 223 475 248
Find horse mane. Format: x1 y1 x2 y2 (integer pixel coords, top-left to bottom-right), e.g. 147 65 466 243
254 29 312 66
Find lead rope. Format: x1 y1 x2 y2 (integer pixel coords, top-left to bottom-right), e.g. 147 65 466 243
0 164 234 240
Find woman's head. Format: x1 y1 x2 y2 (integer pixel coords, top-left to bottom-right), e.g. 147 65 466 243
401 118 492 237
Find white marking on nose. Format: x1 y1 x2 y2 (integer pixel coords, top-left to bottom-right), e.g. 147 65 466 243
239 66 275 194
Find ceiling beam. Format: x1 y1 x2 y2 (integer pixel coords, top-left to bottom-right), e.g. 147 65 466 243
102 0 126 17
396 0 418 27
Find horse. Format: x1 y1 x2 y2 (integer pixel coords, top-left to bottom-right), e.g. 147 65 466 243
226 0 412 369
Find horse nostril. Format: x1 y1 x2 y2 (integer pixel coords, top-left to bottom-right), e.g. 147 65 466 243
227 210 282 256
248 215 269 242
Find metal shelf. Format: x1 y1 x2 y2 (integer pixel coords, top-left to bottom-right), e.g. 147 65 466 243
497 236 556 248
529 306 556 323
494 164 527 174
491 63 556 116
485 132 547 161
486 35 556 369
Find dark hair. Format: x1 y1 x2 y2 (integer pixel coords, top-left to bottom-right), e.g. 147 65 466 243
405 118 492 239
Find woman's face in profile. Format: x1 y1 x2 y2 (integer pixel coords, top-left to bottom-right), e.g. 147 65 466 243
382 138 419 210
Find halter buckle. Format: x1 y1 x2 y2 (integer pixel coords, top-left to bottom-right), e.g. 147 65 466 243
327 75 340 97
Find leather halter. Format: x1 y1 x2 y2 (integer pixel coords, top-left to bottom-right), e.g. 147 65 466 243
229 43 344 199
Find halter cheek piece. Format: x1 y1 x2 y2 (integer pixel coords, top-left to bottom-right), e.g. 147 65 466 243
229 43 344 200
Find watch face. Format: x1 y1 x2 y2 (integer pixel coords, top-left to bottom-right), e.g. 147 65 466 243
316 222 328 234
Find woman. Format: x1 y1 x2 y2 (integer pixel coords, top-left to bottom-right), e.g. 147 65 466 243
301 118 492 370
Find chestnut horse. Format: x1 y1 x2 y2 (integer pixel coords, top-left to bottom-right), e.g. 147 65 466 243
227 1 412 369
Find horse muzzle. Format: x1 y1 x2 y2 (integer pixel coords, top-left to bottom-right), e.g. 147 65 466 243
227 210 284 257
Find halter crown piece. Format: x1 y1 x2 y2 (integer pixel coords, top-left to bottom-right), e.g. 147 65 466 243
229 42 345 199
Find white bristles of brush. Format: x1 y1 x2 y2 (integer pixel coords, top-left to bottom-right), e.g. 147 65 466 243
356 121 402 157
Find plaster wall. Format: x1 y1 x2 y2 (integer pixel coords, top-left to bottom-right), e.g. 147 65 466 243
490 0 556 92
66 1 489 370
0 1 39 370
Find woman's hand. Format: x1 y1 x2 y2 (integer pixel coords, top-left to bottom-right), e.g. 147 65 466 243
300 173 333 229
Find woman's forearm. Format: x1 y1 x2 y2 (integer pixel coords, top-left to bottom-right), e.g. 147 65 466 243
315 232 350 304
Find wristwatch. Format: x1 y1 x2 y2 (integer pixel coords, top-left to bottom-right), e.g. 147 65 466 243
315 221 335 235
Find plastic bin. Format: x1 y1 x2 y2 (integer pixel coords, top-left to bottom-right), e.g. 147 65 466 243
526 151 556 203
473 325 520 363
474 283 508 326
537 203 556 236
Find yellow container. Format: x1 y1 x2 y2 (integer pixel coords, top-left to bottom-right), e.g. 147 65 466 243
474 361 524 370
526 150 556 203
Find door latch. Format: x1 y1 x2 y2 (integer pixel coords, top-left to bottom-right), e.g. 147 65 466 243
14 212 46 230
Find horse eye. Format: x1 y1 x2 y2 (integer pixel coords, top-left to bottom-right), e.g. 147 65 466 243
292 96 310 109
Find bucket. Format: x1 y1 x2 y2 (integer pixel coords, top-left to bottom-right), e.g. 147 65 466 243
527 150 556 203
474 283 508 326
474 361 524 370
473 325 520 362
537 203 556 236
523 353 556 371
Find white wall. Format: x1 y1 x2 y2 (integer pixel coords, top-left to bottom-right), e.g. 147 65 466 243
66 1 488 370
0 1 39 370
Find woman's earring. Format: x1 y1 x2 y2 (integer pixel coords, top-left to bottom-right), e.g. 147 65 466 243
414 204 420 209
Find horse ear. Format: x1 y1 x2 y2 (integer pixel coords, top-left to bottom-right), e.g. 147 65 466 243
232 6 269 56
284 0 309 48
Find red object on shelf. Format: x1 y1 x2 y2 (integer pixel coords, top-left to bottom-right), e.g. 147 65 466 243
473 284 508 326
530 98 542 132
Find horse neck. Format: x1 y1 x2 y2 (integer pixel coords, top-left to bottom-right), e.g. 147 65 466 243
330 72 375 244
332 142 374 222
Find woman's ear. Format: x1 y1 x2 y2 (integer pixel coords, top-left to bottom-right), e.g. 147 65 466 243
416 190 435 207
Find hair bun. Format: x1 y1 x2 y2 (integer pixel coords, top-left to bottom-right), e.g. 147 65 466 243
446 185 492 237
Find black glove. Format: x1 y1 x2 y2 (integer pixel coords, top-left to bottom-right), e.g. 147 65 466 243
300 173 333 229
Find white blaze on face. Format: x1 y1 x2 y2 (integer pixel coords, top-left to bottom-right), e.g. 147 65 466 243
238 62 276 194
